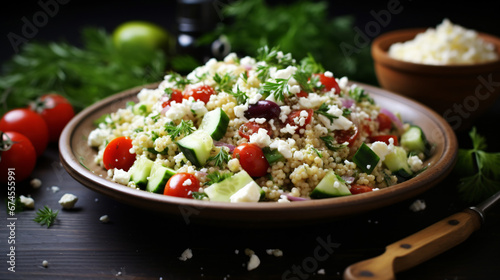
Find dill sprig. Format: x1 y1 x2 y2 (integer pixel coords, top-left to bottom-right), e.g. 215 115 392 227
33 206 59 228
165 120 195 139
209 148 231 168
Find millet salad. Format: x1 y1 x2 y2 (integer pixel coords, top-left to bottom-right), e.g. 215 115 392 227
88 46 431 203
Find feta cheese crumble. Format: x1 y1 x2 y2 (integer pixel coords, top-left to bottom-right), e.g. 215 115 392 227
58 193 78 209
178 248 193 261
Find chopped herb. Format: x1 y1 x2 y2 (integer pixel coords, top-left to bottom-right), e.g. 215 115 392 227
164 88 174 98
165 120 195 139
209 148 231 168
192 192 208 200
293 70 314 93
93 113 110 127
255 46 296 81
320 136 346 151
241 71 249 83
151 113 161 122
335 174 346 183
133 127 144 133
33 206 58 228
311 147 322 158
348 87 374 104
167 72 191 89
315 103 338 124
343 108 352 116
150 131 160 141
213 73 235 93
126 101 136 108
300 53 325 75
229 85 249 105
205 171 233 186
260 78 289 102
145 147 168 155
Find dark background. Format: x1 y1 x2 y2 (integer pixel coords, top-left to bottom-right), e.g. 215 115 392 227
2 0 500 67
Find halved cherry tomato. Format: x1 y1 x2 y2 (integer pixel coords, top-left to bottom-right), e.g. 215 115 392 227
161 89 183 107
0 131 37 183
350 184 373 194
184 85 215 104
0 108 49 157
369 135 399 146
315 73 341 94
377 113 392 131
285 109 313 133
30 93 75 143
296 90 308 98
163 173 200 198
102 136 136 171
238 121 272 140
233 143 269 177
334 125 358 147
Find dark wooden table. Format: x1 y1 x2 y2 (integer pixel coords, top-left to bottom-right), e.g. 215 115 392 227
1 100 499 280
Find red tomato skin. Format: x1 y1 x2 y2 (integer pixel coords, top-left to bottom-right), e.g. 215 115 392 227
350 184 373 195
377 113 392 131
285 109 313 133
316 73 341 94
334 125 359 147
232 143 269 177
163 173 200 198
184 85 215 104
0 108 49 157
102 136 136 171
32 94 75 142
161 89 184 107
0 131 37 183
296 90 308 98
369 135 399 146
238 121 272 140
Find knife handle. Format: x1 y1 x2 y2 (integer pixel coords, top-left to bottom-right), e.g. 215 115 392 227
343 209 482 280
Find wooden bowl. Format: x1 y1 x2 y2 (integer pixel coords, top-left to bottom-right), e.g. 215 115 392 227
371 28 500 131
59 82 458 227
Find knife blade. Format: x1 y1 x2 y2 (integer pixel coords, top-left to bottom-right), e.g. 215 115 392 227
343 190 500 280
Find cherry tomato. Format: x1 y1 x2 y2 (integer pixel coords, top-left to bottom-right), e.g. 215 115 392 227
285 109 313 133
0 108 49 157
102 136 136 171
233 143 269 177
184 85 215 104
163 173 200 198
350 184 373 195
377 113 392 131
30 93 75 143
296 90 308 98
238 121 272 140
315 73 341 94
334 125 359 147
369 135 399 146
161 89 184 107
0 131 37 183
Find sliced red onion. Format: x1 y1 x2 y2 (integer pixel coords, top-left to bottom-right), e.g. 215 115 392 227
214 141 236 152
283 193 310 201
341 98 355 109
341 176 355 184
379 107 404 130
161 105 171 116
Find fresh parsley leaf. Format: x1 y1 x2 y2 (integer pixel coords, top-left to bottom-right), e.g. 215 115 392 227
209 148 231 168
229 85 249 105
348 87 374 104
260 78 289 102
165 120 195 139
293 70 314 93
167 72 191 90
192 192 208 200
315 103 338 124
300 53 325 74
213 73 235 93
456 127 500 203
311 147 322 158
320 136 346 151
205 171 233 186
33 206 58 228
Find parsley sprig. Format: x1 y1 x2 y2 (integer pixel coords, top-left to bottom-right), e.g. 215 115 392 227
213 73 235 93
33 206 59 228
165 120 195 139
314 103 338 124
348 87 374 104
167 72 191 90
260 78 290 102
229 85 249 105
204 171 233 186
209 148 231 168
320 136 346 151
455 127 500 203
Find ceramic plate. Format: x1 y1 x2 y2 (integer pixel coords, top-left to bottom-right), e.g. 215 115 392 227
59 82 458 226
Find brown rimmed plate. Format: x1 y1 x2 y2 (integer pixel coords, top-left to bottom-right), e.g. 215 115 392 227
59 82 458 226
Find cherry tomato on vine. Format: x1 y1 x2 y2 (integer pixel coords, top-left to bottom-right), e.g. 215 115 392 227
315 73 341 94
350 184 373 195
233 143 269 177
238 121 272 140
30 93 75 143
184 85 215 104
163 173 200 198
102 136 136 171
0 131 37 183
161 89 184 107
0 108 49 157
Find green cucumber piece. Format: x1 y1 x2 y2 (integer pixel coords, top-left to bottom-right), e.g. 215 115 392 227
130 157 154 189
177 130 213 167
204 170 263 202
401 125 430 157
262 147 284 164
310 171 351 199
146 162 176 193
383 146 413 180
199 108 229 141
353 142 380 174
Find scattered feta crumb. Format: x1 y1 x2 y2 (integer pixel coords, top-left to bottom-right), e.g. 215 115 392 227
58 193 78 209
99 215 110 223
30 178 42 188
317 268 325 275
19 195 35 209
178 248 193 261
409 199 426 212
265 249 283 257
235 249 239 254
50 186 60 193
247 253 260 271
42 260 49 268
